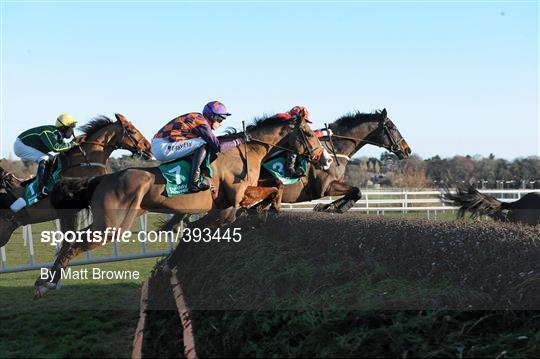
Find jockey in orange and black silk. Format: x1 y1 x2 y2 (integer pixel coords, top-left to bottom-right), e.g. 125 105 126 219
152 101 244 192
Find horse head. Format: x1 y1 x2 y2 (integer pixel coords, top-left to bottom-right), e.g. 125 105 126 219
329 109 411 160
375 108 411 159
114 114 154 160
286 112 328 169
76 115 153 160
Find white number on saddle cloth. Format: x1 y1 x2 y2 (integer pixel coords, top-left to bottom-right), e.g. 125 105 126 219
271 162 285 176
27 182 36 196
167 165 182 184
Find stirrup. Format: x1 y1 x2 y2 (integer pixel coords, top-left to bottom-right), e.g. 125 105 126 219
189 181 210 193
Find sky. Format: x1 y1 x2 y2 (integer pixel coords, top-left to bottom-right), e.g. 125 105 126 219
0 1 538 161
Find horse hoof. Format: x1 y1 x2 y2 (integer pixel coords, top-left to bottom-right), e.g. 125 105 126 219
314 203 337 213
313 203 330 212
336 200 356 214
33 286 48 300
33 282 56 299
160 262 172 274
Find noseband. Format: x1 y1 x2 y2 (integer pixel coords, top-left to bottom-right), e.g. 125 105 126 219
379 118 406 153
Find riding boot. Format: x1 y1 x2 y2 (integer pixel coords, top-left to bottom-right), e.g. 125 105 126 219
285 153 303 177
188 146 210 193
36 159 50 194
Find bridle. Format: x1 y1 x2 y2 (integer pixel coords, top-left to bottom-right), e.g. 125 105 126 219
66 121 149 170
323 117 405 154
245 119 324 164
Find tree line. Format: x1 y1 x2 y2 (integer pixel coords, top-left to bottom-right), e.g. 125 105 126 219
1 153 539 189
344 153 540 189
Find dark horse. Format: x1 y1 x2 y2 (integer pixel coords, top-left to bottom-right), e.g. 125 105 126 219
0 114 152 247
283 108 410 212
443 183 540 225
160 108 411 231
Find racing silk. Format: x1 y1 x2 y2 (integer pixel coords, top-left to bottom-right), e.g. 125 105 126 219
314 129 331 138
17 125 73 153
154 113 239 153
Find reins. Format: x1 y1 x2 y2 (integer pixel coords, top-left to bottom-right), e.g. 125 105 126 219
238 119 323 181
245 130 323 161
64 121 146 172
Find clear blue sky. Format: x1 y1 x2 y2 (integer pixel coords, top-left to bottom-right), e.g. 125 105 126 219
1 1 538 160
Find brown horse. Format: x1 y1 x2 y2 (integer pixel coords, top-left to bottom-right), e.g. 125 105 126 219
0 114 152 247
161 109 411 233
443 183 540 225
36 114 326 297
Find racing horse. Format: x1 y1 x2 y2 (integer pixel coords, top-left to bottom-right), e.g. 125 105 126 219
275 108 410 212
36 113 327 297
0 114 152 247
443 183 540 225
160 108 411 232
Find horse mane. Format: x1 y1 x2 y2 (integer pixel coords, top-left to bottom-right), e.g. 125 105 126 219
79 116 114 137
246 114 276 129
218 113 290 141
218 127 241 141
333 111 384 127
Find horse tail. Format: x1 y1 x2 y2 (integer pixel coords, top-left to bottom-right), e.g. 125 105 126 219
50 176 104 210
442 183 505 220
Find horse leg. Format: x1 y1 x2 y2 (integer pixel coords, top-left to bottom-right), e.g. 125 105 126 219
256 178 284 212
34 225 104 298
314 181 361 213
240 186 280 210
239 186 283 223
0 216 19 248
33 212 142 299
34 187 147 298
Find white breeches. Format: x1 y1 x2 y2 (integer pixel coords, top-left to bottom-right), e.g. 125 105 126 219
151 137 206 162
13 138 50 163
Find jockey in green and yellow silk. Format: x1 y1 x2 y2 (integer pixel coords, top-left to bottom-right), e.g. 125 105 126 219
13 114 78 197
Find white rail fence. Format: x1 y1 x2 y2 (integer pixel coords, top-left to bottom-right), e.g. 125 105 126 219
1 189 538 274
0 215 175 274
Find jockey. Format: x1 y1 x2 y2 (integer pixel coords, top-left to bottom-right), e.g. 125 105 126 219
13 114 78 195
271 106 314 177
152 101 245 193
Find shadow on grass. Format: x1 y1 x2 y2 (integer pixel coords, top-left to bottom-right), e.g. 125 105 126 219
0 283 140 358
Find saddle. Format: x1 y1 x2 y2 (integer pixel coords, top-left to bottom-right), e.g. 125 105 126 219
158 152 215 197
24 156 63 206
261 155 307 185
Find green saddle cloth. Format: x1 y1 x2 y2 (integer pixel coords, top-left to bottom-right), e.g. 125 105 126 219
262 156 307 185
24 161 63 206
159 154 213 197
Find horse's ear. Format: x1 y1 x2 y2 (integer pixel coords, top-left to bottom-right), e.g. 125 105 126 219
115 113 127 124
382 108 387 117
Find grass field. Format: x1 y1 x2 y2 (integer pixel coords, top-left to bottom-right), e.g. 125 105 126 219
0 214 173 358
153 212 540 357
0 258 161 358
0 209 523 358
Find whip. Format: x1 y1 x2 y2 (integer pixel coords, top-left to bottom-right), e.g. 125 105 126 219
242 121 249 181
